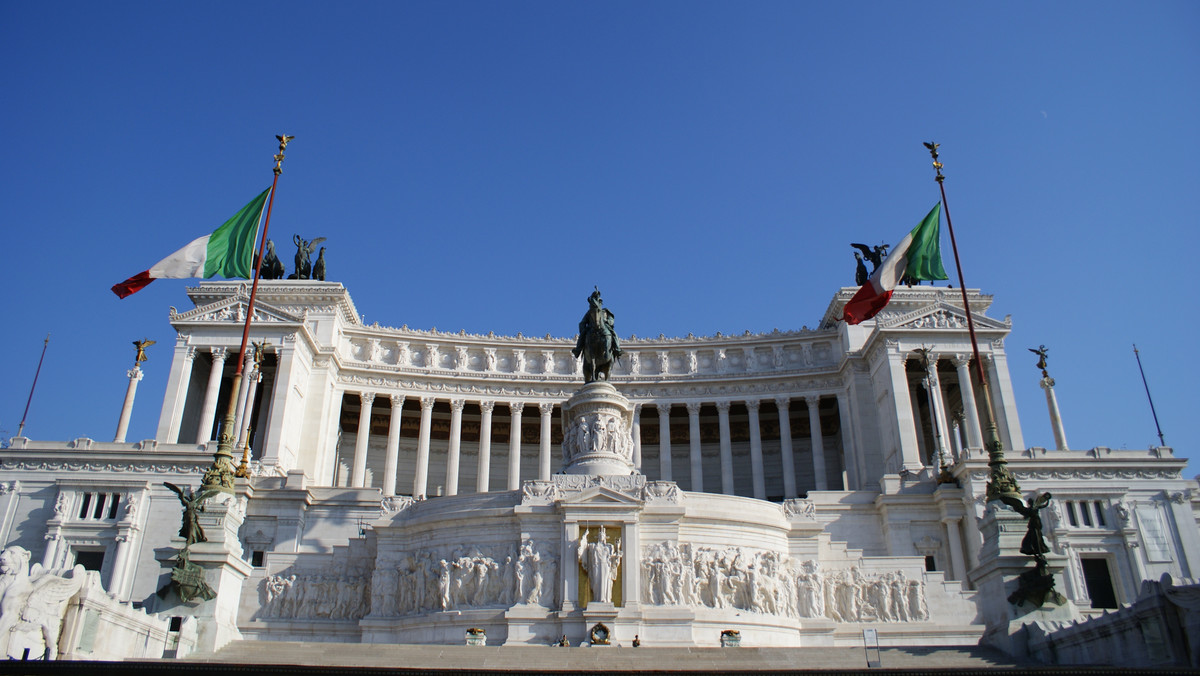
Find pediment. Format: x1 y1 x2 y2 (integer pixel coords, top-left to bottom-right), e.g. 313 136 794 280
877 301 1009 332
170 297 303 326
559 485 645 507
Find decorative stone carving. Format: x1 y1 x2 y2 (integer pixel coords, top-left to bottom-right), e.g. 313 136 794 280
520 481 561 505
560 382 635 476
643 481 681 504
578 528 622 605
782 498 817 520
0 546 87 659
261 571 370 621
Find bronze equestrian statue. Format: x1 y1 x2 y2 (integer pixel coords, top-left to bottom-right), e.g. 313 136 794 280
572 287 623 383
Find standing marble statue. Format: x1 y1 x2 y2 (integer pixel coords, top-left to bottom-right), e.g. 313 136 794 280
572 288 623 383
578 528 622 604
0 546 87 660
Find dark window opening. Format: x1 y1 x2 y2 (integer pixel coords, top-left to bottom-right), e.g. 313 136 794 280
74 550 105 572
1080 502 1093 527
107 494 121 520
925 555 937 572
1066 502 1079 527
169 617 183 632
251 551 265 567
1094 501 1106 527
1081 557 1119 609
77 494 92 519
92 494 106 520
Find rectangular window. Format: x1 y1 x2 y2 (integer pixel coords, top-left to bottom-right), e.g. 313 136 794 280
1066 502 1079 527
1080 557 1118 609
1093 501 1106 527
924 555 937 572
1080 502 1093 527
251 551 265 567
74 550 105 572
77 493 92 520
107 494 121 520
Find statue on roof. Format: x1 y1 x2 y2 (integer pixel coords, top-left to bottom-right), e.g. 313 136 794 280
133 338 156 364
572 287 623 383
851 242 889 274
1029 345 1049 377
259 239 286 280
290 235 326 280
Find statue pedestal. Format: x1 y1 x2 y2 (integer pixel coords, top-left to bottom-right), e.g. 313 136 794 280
154 490 252 654
561 382 636 476
969 504 1079 657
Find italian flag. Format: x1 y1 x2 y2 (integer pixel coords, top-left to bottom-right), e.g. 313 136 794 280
112 188 271 299
842 203 948 324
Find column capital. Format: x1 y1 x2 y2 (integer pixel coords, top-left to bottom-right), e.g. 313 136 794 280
685 402 702 415
1040 376 1056 389
183 346 197 363
419 396 436 411
450 398 466 412
774 396 791 411
632 402 642 415
656 402 672 416
951 353 971 369
804 395 820 410
745 398 760 412
127 367 144 381
210 346 228 362
360 391 376 406
715 400 732 414
479 400 496 414
538 402 554 416
390 393 406 407
508 401 526 415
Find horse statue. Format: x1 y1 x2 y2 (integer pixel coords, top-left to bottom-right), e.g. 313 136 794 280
571 287 623 383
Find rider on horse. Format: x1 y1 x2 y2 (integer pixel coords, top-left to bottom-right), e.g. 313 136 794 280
572 287 623 383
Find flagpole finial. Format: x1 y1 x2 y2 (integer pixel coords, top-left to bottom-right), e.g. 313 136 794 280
924 141 944 183
274 134 295 176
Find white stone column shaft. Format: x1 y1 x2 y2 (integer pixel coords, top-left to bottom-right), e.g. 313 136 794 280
445 399 465 496
747 399 766 499
951 355 984 450
631 404 642 471
351 392 375 488
231 352 253 446
716 401 734 495
776 397 798 499
414 396 435 498
686 403 704 492
159 344 196 443
1041 377 1069 450
923 364 951 467
657 403 673 482
985 350 1025 451
383 394 405 497
507 402 524 490
943 517 967 582
236 370 261 449
477 401 495 493
835 392 861 491
538 403 554 480
114 366 144 443
888 352 923 472
195 347 228 444
807 396 828 491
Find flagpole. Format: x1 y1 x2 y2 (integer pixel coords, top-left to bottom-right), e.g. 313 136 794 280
202 135 293 492
924 143 1021 503
1132 344 1165 447
16 334 50 439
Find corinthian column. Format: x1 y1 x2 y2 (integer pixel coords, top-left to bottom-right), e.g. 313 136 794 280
351 392 375 488
747 399 765 500
657 403 673 481
686 402 704 492
538 402 554 480
775 397 797 499
631 404 643 471
445 399 465 495
716 401 734 495
477 401 495 492
196 347 228 444
414 396 435 498
383 394 405 497
951 354 983 450
507 402 524 490
114 366 144 443
1041 376 1069 451
806 396 828 491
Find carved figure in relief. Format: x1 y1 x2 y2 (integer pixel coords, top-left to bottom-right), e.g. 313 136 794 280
578 528 622 605
572 288 623 383
0 546 87 659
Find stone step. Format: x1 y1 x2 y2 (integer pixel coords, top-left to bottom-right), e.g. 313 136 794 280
186 640 1028 671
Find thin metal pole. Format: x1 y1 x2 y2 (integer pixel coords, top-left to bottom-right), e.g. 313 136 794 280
924 143 1020 503
16 334 50 438
202 135 292 491
1133 344 1165 447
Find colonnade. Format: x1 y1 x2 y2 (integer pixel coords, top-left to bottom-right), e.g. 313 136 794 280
339 391 851 501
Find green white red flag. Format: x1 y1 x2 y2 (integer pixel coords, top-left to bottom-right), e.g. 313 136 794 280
112 188 271 298
842 203 948 324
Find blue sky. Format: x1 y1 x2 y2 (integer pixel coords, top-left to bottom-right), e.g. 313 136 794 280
1 2 1196 466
